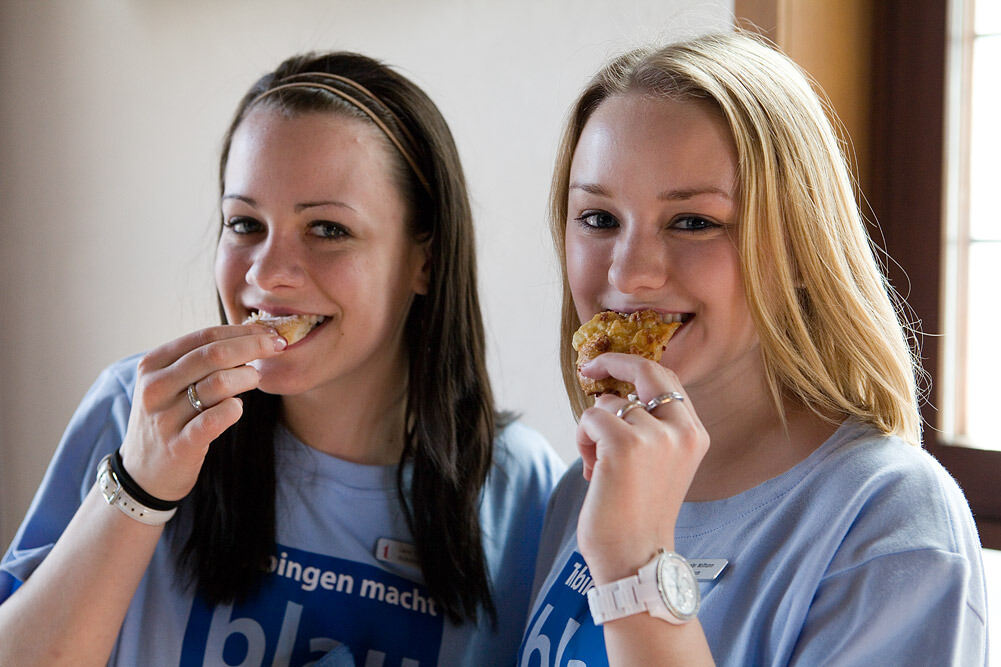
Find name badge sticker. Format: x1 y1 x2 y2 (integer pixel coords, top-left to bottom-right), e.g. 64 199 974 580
375 538 420 569
688 558 728 581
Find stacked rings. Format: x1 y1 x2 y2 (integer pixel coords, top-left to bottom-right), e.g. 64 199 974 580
645 392 685 410
615 397 647 419
617 392 686 420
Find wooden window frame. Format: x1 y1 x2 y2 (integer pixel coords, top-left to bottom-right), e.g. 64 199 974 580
870 0 1000 548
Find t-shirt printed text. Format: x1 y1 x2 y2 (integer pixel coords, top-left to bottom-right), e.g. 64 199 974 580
180 544 442 666
518 551 606 667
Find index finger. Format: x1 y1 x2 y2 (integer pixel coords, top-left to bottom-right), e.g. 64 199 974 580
580 352 697 419
141 324 279 372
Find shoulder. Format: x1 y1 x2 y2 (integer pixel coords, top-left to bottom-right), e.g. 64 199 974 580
1 354 149 578
61 354 145 438
549 458 588 510
781 424 988 663
805 421 981 564
525 459 588 597
87 352 144 403
812 422 971 518
50 353 147 483
64 353 143 429
479 422 565 533
491 421 567 488
543 459 589 538
477 424 566 570
539 458 588 539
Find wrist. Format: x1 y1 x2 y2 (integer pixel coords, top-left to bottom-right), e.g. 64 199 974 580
97 450 179 526
111 450 180 510
585 552 653 586
581 537 675 585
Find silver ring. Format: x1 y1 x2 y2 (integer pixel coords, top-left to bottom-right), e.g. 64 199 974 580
186 383 204 413
646 392 685 411
615 397 646 420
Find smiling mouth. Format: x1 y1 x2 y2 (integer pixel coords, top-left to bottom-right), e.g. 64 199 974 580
656 312 693 325
243 310 328 345
610 310 693 325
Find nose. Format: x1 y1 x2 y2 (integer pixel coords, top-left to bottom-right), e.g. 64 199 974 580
607 227 669 294
246 230 306 291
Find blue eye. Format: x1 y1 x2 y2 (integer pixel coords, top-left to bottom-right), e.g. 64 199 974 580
671 215 719 232
574 211 618 230
223 217 262 234
309 221 350 239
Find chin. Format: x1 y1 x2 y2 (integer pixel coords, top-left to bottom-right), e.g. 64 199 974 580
249 360 314 397
255 378 313 398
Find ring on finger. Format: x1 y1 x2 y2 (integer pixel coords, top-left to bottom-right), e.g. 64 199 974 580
187 383 204 413
615 396 646 420
646 392 685 411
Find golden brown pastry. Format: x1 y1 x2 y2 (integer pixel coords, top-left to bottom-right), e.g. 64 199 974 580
243 311 324 345
572 310 682 397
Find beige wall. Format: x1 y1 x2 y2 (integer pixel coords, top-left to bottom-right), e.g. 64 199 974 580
0 1 734 547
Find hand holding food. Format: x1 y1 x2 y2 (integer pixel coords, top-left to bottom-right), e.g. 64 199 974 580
572 310 681 397
118 324 286 501
574 357 708 586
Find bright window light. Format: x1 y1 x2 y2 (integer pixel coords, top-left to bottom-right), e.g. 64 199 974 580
945 0 1001 449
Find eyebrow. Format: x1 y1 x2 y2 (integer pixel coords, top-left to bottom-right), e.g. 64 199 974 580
660 186 732 201
221 194 357 212
569 182 732 201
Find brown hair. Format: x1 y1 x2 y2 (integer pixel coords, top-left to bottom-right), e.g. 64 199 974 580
181 51 498 623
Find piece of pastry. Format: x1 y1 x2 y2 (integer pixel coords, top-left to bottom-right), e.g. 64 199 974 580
243 311 325 345
572 310 682 397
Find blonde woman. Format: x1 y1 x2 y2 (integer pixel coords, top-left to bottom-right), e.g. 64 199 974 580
518 32 986 665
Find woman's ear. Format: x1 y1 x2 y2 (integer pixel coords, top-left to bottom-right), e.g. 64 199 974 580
412 242 431 295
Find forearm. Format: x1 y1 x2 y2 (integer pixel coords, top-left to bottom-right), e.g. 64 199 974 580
603 615 715 666
0 486 163 666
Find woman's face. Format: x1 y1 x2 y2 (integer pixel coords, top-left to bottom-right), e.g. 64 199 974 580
215 108 428 398
565 93 761 394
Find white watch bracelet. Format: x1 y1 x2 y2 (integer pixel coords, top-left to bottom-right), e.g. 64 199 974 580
587 549 700 625
96 454 177 526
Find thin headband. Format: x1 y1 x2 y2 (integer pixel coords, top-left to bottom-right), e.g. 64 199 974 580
249 72 432 194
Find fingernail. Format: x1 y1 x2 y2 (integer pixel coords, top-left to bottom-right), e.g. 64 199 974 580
273 335 287 351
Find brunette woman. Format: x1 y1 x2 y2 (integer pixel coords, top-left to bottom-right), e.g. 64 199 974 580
1 52 564 666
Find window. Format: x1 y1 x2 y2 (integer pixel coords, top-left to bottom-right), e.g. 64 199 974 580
943 0 1001 448
871 0 1001 548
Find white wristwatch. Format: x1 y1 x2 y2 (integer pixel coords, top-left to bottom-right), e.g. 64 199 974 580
586 549 700 625
96 454 177 526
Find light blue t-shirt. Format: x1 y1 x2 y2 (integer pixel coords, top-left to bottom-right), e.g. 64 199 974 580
519 419 988 666
1 354 567 666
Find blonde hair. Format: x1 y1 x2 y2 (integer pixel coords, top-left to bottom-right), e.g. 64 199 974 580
552 31 923 445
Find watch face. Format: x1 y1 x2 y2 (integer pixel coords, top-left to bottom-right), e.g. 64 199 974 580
657 553 699 619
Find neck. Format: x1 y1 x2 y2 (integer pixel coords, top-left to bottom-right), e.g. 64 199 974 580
684 356 839 501
280 353 410 466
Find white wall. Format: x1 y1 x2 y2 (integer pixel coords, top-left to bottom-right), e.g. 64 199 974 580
0 0 733 547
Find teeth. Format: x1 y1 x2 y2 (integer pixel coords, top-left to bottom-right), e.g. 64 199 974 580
606 310 689 324
244 311 324 326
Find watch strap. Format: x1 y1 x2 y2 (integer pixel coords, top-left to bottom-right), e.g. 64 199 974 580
586 551 698 625
97 453 177 526
586 572 647 624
